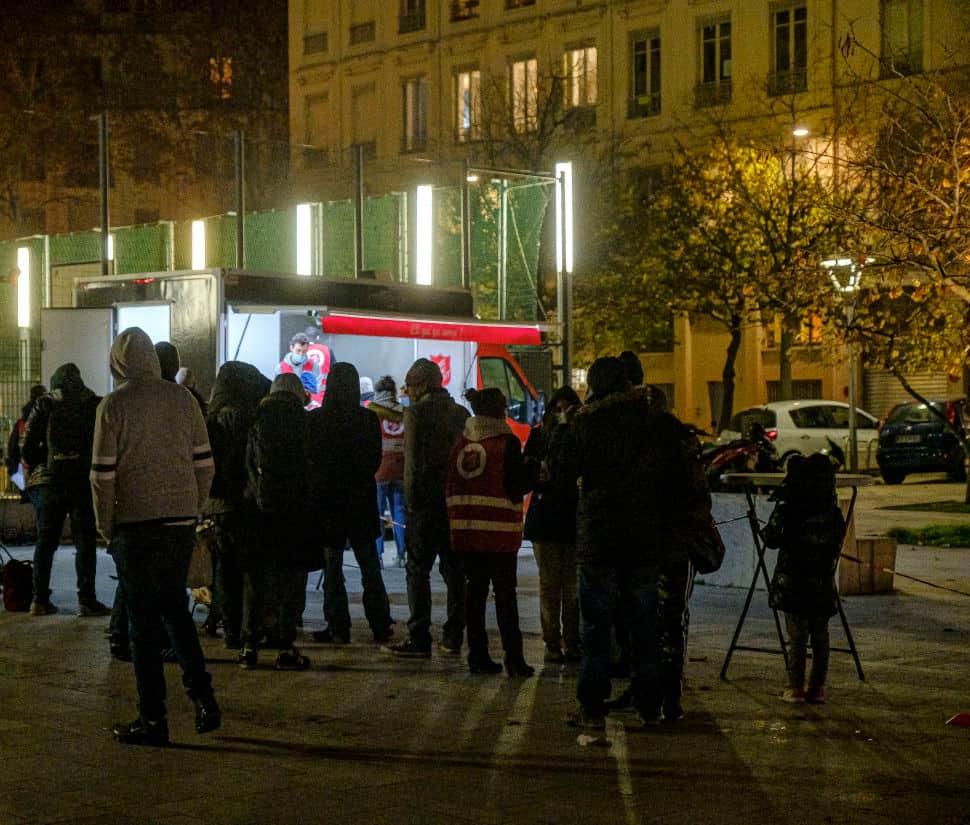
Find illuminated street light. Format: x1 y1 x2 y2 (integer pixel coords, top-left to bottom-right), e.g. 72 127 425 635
555 161 574 274
191 220 206 270
415 184 433 285
17 247 30 329
296 203 313 276
792 126 810 138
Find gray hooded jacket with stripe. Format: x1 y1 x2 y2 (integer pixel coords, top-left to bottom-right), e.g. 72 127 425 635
90 327 215 540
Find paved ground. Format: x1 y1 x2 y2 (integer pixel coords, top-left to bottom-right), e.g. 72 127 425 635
1 485 968 825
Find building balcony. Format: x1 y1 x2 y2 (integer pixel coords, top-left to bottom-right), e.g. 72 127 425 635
349 21 375 45
627 93 660 119
399 10 425 33
694 80 732 108
767 67 807 96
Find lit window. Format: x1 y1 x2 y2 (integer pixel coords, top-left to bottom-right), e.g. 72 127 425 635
564 46 597 109
509 56 538 133
402 76 428 152
455 68 481 142
209 56 233 100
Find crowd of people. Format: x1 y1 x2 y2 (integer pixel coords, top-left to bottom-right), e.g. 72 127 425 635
3 329 846 745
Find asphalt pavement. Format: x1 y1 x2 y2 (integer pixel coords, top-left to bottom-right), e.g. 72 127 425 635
0 482 968 825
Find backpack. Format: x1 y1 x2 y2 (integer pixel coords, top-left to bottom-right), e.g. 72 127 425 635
45 395 96 480
248 395 309 513
0 547 33 612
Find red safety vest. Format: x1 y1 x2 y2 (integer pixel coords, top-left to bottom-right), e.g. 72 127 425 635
376 417 405 482
445 434 523 553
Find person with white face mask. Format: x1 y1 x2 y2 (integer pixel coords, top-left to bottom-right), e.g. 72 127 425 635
276 332 322 396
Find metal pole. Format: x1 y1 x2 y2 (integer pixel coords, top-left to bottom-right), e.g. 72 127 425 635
847 300 859 472
558 170 570 385
354 143 364 278
497 179 508 320
98 112 110 276
460 158 471 290
234 130 246 269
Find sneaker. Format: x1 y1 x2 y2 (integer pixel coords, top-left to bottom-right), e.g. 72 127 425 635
663 703 685 722
312 628 350 644
543 645 565 664
805 686 827 704
384 638 431 658
437 641 462 656
236 648 258 669
372 625 395 644
468 656 503 675
79 600 111 618
192 695 222 734
275 647 311 671
566 708 606 731
29 601 59 616
113 717 170 747
781 687 806 704
625 711 663 731
505 658 535 678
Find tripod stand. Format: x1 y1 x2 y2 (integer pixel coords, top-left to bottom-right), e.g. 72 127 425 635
719 472 868 682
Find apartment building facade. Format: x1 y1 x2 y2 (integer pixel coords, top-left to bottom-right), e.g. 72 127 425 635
288 0 966 426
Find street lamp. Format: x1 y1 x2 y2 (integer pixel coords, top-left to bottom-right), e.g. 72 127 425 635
822 255 872 472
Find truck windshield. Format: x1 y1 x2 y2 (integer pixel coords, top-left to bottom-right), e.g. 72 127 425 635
479 357 529 423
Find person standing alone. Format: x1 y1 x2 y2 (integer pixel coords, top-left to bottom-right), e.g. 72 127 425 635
91 327 220 746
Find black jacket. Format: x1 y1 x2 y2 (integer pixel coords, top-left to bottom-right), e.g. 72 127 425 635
569 387 708 567
206 362 270 513
523 421 578 543
403 388 469 514
764 498 846 618
307 400 383 545
23 370 100 489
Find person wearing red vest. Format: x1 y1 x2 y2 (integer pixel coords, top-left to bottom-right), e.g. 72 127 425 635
446 388 538 676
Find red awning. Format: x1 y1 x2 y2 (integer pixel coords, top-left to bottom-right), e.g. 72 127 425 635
320 313 542 345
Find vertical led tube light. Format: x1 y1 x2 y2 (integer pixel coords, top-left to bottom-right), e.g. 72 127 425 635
191 220 206 270
555 161 574 273
296 203 313 275
415 185 433 285
17 246 30 328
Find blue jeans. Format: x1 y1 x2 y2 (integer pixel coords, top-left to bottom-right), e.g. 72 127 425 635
111 522 214 722
376 481 407 561
577 561 661 718
28 482 99 606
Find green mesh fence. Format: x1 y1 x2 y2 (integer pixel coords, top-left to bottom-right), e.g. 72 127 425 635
323 201 354 279
114 224 170 273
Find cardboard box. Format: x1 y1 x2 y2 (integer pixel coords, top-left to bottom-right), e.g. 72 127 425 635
839 536 897 595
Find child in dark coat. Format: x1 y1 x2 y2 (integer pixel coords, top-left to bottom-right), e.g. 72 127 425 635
763 454 846 704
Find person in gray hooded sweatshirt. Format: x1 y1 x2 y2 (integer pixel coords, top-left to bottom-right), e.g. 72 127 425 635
91 327 220 746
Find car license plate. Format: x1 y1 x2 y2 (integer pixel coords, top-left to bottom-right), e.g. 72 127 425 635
896 434 921 444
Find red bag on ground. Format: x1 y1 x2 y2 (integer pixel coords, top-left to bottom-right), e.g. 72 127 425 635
0 547 33 612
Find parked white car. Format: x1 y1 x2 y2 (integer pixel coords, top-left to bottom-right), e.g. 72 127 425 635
718 400 881 470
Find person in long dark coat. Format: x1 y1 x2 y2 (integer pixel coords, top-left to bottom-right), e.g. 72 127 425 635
307 362 394 643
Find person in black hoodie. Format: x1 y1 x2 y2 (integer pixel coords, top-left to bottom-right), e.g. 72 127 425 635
523 385 582 664
202 361 271 646
308 362 394 643
22 364 108 616
238 373 313 671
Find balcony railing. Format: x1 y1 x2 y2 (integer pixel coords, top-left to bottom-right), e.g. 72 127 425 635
399 10 425 33
694 80 732 108
880 50 923 77
627 93 661 119
349 21 375 45
767 67 807 96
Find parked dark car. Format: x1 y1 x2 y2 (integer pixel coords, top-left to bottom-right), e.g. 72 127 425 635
876 399 967 484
